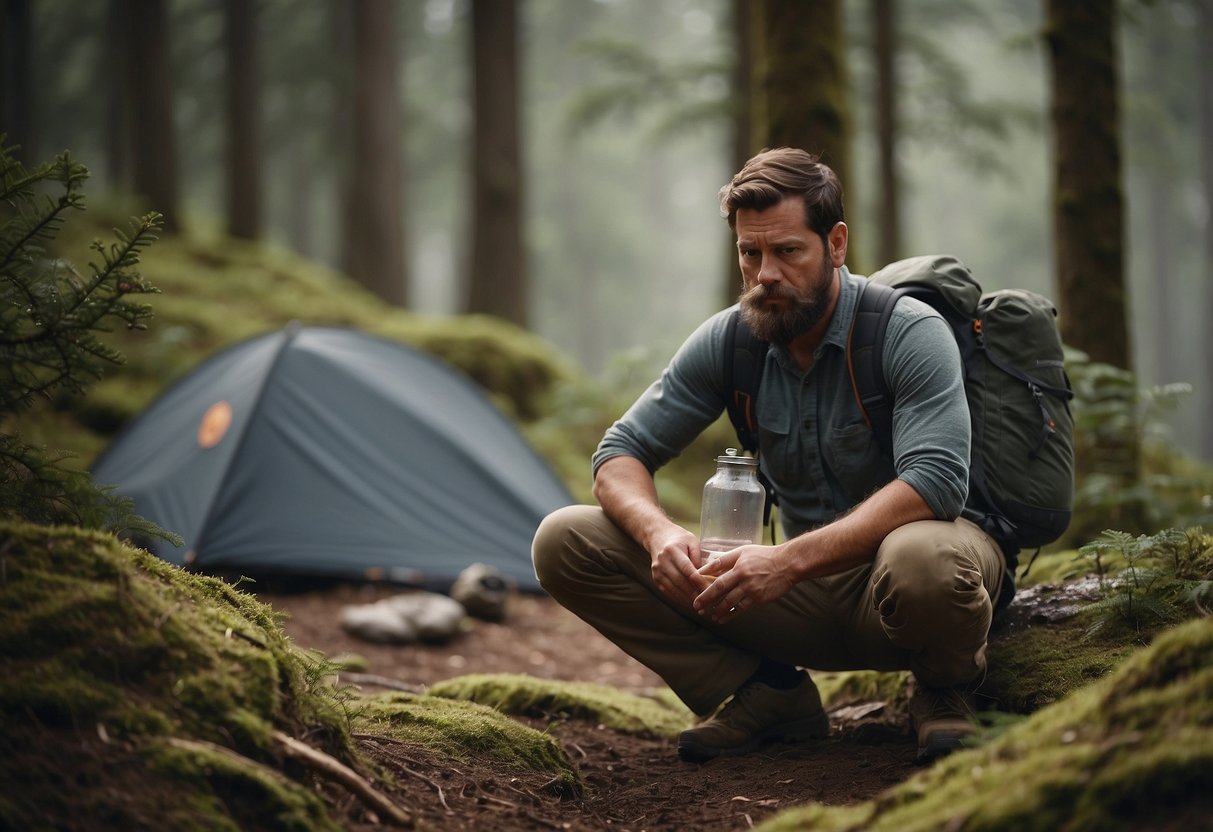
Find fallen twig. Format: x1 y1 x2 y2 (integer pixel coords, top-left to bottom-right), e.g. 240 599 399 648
400 765 451 811
271 730 413 827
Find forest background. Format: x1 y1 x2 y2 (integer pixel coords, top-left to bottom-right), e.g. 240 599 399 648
2 0 1211 466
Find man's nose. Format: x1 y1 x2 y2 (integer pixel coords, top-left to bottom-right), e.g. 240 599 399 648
757 256 780 285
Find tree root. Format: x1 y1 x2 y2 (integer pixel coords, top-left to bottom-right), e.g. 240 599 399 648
270 730 413 827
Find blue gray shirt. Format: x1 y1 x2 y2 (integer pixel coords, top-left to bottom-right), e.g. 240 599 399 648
592 268 970 539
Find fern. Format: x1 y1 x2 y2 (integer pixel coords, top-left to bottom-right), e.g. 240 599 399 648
1081 525 1213 637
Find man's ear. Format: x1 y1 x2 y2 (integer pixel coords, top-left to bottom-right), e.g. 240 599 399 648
827 222 848 267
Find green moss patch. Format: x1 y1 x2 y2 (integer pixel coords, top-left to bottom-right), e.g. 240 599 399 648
0 520 360 830
757 617 1213 832
353 691 580 794
814 669 911 709
985 618 1136 713
427 672 694 738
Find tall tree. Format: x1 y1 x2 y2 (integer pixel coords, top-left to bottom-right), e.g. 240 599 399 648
340 0 406 305
720 0 755 309
1202 0 1213 460
750 0 852 204
1044 0 1128 370
224 0 262 240
0 0 33 162
1045 0 1139 531
125 0 181 232
467 0 525 326
871 0 901 266
104 0 131 189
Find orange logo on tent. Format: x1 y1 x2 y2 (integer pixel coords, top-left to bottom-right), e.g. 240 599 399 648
198 401 233 448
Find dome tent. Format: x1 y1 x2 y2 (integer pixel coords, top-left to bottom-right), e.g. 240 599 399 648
91 325 572 591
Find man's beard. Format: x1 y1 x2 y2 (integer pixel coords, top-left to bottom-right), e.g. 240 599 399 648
738 255 834 345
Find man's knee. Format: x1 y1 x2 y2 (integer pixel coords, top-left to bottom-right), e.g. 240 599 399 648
531 504 593 586
872 521 988 617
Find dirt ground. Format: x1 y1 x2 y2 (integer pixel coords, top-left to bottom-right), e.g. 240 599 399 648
257 583 923 831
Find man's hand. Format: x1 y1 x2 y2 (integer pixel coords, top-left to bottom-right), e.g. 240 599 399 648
693 544 798 624
650 528 711 608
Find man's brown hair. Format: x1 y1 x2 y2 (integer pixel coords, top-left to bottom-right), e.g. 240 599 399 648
718 148 845 241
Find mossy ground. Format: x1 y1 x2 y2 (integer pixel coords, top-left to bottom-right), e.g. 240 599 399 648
0 521 597 829
353 691 581 794
757 617 1213 832
427 672 694 738
0 520 358 830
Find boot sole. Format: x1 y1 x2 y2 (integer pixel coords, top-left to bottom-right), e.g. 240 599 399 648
677 711 830 763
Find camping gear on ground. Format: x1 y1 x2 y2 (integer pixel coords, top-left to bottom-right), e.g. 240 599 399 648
724 254 1075 576
699 448 765 563
91 324 572 591
449 562 512 622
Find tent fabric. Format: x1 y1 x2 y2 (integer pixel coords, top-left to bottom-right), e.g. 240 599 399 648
92 325 573 591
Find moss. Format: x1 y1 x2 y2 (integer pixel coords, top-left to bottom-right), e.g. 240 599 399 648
985 617 1135 713
814 669 910 709
148 738 339 832
427 672 694 738
756 618 1213 832
0 520 361 830
353 690 581 794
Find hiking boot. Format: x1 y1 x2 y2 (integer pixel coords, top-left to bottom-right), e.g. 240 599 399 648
677 674 829 762
909 684 977 761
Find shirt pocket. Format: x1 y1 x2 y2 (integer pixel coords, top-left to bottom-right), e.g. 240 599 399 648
756 406 797 487
822 421 897 504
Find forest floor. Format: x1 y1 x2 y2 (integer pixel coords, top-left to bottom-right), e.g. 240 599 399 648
257 583 924 831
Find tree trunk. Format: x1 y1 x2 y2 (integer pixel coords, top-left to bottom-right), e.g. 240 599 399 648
224 0 262 240
104 0 131 188
341 0 407 306
1 0 33 163
872 0 901 267
751 0 852 204
1201 0 1213 460
1045 0 1139 533
1044 0 1128 370
1143 7 1172 389
467 0 526 326
125 0 181 232
720 0 754 310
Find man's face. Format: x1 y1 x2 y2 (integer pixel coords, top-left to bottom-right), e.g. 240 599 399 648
735 199 837 345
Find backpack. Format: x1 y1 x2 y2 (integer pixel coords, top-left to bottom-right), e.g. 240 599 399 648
724 254 1076 565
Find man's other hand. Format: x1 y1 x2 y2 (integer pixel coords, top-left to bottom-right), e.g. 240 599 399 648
694 544 797 623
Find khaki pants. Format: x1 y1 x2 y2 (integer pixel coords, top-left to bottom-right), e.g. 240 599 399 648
532 505 1005 716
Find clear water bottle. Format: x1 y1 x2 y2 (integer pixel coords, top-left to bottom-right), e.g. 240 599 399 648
699 448 765 563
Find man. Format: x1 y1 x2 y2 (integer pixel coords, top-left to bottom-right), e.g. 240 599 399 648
532 147 1005 763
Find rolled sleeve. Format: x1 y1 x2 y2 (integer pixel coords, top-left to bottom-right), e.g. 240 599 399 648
884 306 971 519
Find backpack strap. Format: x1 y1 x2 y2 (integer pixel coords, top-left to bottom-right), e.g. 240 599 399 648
723 309 778 532
724 309 766 455
846 280 906 453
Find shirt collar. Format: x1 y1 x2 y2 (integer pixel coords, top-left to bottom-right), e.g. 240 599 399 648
820 265 859 354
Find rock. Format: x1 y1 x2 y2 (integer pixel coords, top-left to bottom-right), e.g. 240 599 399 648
340 592 466 644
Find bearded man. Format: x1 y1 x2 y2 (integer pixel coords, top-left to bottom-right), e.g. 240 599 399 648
532 148 1004 763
